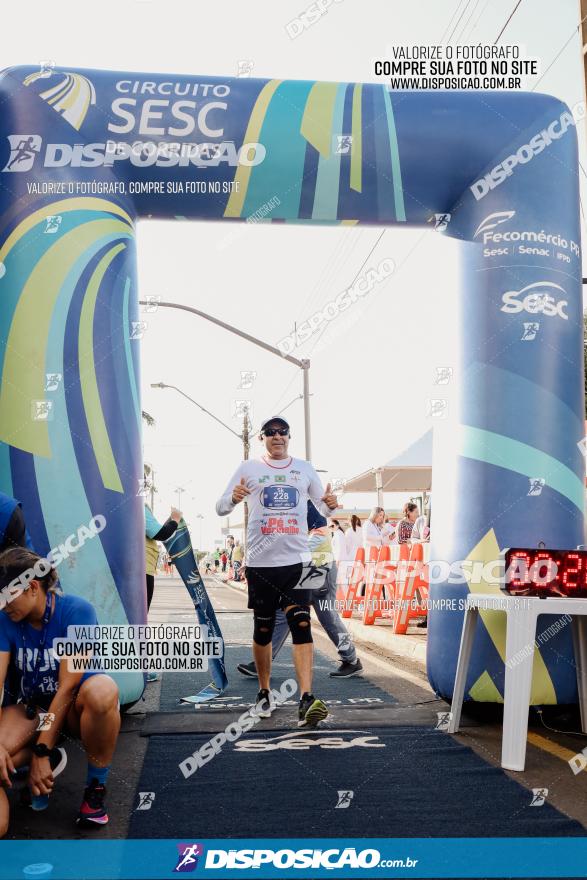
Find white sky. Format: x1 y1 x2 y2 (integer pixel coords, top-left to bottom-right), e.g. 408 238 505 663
4 0 585 548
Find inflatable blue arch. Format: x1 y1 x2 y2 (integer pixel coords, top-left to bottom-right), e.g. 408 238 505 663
0 66 582 705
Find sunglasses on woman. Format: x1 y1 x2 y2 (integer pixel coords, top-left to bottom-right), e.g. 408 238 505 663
263 428 289 437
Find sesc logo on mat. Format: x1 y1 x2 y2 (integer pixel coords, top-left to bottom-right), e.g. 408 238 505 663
234 730 385 752
3 135 42 172
174 843 204 872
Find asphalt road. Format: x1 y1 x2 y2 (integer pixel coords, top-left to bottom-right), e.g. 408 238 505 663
5 574 587 843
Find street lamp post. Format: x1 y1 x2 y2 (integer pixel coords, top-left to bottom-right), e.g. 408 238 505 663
140 300 312 460
195 513 204 550
175 486 185 510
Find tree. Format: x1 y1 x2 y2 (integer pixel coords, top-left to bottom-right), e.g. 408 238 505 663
142 411 156 508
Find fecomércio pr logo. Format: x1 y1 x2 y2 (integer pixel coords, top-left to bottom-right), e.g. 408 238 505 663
174 843 204 872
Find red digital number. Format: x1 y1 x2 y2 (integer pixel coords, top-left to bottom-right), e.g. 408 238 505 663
531 551 558 593
507 551 531 590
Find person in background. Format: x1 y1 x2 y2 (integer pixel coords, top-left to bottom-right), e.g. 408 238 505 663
145 506 182 610
345 515 363 561
410 513 430 543
205 557 212 575
408 506 430 628
232 540 244 581
145 505 182 682
0 492 33 554
397 502 419 544
363 507 395 554
330 520 346 567
213 550 220 572
220 550 228 573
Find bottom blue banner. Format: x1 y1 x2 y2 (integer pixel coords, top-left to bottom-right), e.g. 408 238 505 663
0 838 585 879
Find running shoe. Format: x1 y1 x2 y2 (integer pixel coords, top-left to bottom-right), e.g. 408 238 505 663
329 658 363 678
237 661 257 677
76 779 109 826
146 671 160 683
298 693 328 728
253 688 272 718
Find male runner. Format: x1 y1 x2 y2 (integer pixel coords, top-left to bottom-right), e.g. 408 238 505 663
238 501 362 678
216 416 338 727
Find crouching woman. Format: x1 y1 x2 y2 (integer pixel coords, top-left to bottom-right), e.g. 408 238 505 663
0 547 120 836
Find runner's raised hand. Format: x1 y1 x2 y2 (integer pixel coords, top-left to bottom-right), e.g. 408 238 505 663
232 477 251 505
321 482 339 510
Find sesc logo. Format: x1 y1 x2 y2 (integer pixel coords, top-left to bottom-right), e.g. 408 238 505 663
3 135 42 172
501 281 568 321
234 730 385 752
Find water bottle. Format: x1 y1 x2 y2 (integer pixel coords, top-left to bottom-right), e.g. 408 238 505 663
23 864 53 879
30 793 49 811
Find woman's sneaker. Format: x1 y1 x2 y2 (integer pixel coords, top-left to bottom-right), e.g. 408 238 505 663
298 693 328 728
253 689 272 718
77 779 109 826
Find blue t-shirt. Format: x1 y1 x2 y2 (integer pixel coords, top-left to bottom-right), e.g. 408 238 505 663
145 505 163 540
0 592 98 701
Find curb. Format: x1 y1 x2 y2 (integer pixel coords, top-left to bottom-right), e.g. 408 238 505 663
344 617 427 666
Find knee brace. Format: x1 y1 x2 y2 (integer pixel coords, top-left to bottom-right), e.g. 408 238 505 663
253 612 275 646
286 605 313 644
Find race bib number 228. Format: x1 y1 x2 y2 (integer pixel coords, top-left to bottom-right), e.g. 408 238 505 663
262 485 299 510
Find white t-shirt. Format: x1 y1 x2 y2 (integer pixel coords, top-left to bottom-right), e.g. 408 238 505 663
216 456 333 567
411 515 430 543
345 525 363 561
363 519 395 551
331 528 347 563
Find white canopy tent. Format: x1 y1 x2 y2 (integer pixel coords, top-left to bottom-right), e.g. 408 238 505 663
343 429 432 507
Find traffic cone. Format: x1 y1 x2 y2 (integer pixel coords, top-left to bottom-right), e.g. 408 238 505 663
393 542 428 634
342 547 366 619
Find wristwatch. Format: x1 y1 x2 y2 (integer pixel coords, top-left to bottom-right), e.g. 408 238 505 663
31 743 51 758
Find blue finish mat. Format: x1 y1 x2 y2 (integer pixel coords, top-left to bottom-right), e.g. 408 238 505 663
129 726 585 839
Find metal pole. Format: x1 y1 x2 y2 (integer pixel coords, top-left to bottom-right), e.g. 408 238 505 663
141 301 306 369
302 359 311 461
151 383 241 439
375 469 383 508
242 413 250 557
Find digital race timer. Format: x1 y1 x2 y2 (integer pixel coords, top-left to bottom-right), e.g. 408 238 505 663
504 548 587 598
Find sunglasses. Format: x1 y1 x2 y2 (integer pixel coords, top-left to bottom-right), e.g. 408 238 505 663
263 428 289 437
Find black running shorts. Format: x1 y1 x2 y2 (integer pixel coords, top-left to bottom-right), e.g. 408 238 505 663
246 563 309 612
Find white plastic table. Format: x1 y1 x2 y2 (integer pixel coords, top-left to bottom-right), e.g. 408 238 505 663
448 593 587 771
